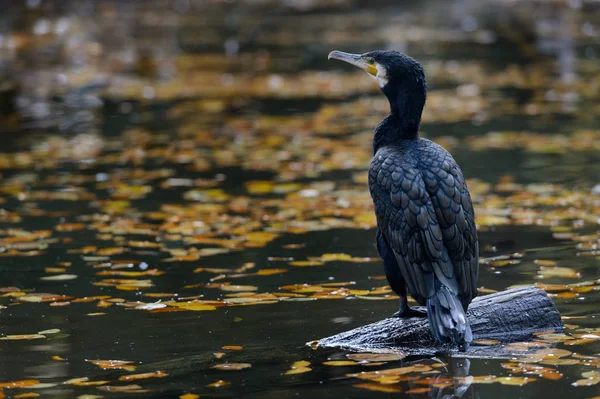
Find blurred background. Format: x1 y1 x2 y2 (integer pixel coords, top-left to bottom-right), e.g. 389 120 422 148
0 1 599 398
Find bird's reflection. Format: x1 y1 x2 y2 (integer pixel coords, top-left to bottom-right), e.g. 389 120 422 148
426 357 478 399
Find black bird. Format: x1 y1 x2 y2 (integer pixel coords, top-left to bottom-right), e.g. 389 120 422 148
328 50 479 351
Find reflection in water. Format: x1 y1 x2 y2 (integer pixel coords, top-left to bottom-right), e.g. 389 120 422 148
429 358 477 399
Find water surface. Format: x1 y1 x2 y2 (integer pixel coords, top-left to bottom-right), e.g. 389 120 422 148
0 1 599 398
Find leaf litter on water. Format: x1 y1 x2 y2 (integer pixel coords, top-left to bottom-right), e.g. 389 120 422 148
1 11 600 398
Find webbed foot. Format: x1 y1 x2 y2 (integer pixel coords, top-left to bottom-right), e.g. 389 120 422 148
393 305 427 318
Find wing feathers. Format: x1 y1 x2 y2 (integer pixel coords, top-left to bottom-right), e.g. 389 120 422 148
369 141 478 308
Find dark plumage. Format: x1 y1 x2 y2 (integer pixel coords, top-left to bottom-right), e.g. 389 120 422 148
329 49 479 351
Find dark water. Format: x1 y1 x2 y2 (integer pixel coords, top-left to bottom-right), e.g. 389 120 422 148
0 1 599 398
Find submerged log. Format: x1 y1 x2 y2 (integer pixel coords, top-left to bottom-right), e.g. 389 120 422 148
313 286 563 358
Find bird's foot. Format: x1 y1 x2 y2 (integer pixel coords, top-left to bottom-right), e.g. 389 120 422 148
393 306 427 318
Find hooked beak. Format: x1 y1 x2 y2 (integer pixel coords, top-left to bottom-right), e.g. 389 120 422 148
328 50 377 76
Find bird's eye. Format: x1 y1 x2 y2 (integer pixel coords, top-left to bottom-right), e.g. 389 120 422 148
366 57 375 65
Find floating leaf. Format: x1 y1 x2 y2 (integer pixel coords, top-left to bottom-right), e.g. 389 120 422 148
572 376 600 387
347 353 405 362
289 260 324 267
37 329 60 335
284 360 311 375
220 285 258 292
168 302 217 311
534 260 557 267
0 380 40 389
245 181 273 194
211 363 252 371
323 360 358 366
540 370 563 380
565 338 598 346
87 360 136 371
256 269 287 276
119 371 168 381
0 335 45 341
538 267 581 279
222 345 243 351
527 348 572 359
135 302 167 310
55 223 86 232
71 380 110 387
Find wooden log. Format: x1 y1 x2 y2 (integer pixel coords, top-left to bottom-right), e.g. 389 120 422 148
312 286 563 358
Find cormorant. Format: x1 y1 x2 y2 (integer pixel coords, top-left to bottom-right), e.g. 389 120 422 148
328 50 479 351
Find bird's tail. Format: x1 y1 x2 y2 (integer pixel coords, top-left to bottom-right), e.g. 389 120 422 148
426 285 472 351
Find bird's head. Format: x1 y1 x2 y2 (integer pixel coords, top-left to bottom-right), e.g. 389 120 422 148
328 50 427 128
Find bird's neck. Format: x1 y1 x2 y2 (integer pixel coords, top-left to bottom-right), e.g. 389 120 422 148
373 85 425 153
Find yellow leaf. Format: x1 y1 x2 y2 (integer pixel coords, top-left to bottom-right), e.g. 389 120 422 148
245 181 273 194
285 367 312 375
320 253 353 262
222 345 243 351
169 302 217 311
211 363 251 371
245 232 279 243
256 269 287 276
289 260 324 267
285 360 312 375
323 361 358 366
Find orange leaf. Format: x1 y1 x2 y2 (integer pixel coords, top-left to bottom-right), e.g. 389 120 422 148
222 345 243 351
119 371 168 381
0 380 39 389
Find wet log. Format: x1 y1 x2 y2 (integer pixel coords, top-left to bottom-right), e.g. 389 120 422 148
313 286 563 357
